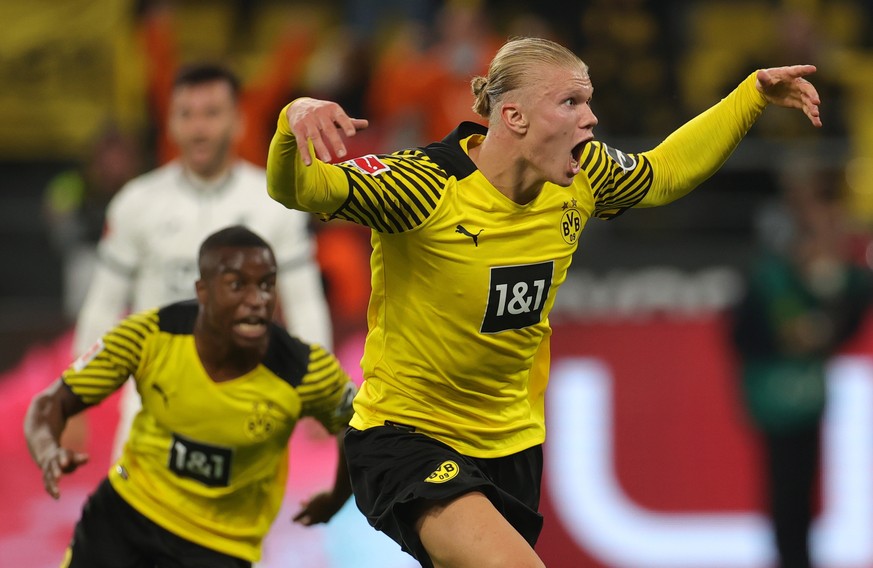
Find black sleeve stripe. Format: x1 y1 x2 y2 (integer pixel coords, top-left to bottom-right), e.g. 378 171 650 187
390 156 446 207
343 183 398 233
383 164 439 218
382 181 424 228
598 158 653 208
596 162 648 204
355 175 409 232
71 385 113 399
301 365 342 389
350 174 415 233
299 379 344 401
580 142 655 218
585 153 610 194
348 177 398 233
103 336 139 366
375 177 418 231
333 152 448 233
337 194 386 230
113 321 149 346
579 143 604 174
69 372 119 386
301 357 341 385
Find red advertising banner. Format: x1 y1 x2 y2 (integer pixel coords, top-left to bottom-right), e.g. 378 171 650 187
539 315 873 568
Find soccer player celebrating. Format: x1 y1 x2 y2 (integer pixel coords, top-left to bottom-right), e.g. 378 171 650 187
25 226 356 568
266 36 822 568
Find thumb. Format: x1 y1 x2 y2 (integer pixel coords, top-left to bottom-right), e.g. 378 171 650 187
755 69 774 92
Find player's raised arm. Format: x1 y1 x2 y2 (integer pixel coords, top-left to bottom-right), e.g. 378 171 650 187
267 98 367 214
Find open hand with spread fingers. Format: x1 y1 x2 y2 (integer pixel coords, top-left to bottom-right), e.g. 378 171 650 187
286 97 369 166
755 65 822 128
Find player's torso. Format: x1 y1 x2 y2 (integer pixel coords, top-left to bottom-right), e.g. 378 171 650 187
126 332 300 487
372 170 592 365
357 169 595 454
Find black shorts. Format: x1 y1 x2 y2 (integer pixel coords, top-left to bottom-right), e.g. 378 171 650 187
344 425 544 568
63 477 250 568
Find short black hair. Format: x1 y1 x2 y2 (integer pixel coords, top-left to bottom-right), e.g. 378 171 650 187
198 225 273 265
173 62 242 100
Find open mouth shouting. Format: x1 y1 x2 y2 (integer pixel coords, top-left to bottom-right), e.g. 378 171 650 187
233 316 269 340
569 138 590 177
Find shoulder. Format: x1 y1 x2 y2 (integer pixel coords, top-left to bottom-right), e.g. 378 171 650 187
419 121 485 180
104 306 163 349
109 163 181 211
262 325 312 387
580 141 641 173
155 300 199 335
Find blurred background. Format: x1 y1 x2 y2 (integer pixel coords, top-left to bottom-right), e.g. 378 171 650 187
3 0 873 567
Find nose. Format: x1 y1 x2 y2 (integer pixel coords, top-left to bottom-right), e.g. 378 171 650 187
243 284 270 307
584 106 598 128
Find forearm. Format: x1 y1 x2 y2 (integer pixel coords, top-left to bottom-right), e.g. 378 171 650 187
24 382 75 465
639 72 767 206
266 103 349 214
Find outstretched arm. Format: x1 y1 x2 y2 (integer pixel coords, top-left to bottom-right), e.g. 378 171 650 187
23 379 90 499
292 431 353 525
638 65 821 207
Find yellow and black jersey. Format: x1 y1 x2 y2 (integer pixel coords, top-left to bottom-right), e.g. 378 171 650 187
266 72 767 459
62 300 356 562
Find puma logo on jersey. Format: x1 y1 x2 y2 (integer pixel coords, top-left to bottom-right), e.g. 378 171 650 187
455 224 483 247
152 383 169 407
425 460 459 483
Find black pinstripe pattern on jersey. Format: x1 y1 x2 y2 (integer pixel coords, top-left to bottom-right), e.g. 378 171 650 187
64 309 159 404
297 346 354 431
329 122 487 233
334 152 449 233
580 142 654 219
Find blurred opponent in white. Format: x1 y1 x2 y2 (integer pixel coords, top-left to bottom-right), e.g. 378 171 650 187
73 63 332 460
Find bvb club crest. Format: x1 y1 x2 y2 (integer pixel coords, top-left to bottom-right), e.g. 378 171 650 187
561 199 582 245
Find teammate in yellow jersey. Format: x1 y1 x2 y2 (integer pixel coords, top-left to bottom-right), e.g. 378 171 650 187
24 226 357 568
266 36 822 568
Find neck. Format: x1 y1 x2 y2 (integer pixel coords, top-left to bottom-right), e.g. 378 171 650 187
194 323 264 383
183 160 234 186
469 134 543 205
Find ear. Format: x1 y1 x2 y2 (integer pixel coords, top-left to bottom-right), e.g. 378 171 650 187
195 278 208 305
501 102 528 134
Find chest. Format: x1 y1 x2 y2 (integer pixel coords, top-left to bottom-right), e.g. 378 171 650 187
137 338 300 447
